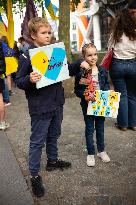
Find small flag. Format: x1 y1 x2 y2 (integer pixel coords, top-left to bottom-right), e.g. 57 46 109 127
52 4 59 16
21 0 38 43
44 0 59 20
0 13 7 37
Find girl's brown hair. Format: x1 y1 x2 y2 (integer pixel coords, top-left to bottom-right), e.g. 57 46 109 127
82 43 96 57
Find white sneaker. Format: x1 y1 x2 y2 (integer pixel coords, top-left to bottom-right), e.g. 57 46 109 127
4 102 11 107
97 151 110 163
87 155 95 167
0 121 10 130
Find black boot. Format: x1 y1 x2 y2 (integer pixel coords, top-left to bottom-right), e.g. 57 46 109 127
31 175 45 197
46 159 71 171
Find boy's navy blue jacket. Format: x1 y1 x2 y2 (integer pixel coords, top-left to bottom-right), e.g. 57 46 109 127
16 45 65 116
69 59 110 103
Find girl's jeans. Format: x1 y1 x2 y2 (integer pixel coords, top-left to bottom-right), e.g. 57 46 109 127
110 58 136 128
81 101 105 155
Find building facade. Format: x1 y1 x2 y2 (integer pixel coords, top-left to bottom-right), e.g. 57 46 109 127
70 0 129 51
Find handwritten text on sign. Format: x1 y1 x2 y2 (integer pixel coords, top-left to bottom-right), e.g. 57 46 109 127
29 42 70 89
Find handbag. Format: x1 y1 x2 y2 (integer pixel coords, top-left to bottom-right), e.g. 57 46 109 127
100 49 113 70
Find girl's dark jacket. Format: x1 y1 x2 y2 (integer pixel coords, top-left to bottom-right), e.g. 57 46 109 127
69 59 110 105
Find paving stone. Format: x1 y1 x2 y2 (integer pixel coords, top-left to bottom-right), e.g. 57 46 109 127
5 87 136 205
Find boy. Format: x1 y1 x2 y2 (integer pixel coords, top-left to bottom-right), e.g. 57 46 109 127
16 17 71 197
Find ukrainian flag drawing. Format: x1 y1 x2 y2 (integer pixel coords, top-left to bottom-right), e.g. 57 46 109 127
29 42 70 89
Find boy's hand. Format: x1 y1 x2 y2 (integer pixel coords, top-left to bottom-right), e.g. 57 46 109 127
30 71 42 83
80 61 90 72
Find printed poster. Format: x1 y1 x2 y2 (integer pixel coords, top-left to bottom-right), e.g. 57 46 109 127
29 42 70 89
87 90 121 118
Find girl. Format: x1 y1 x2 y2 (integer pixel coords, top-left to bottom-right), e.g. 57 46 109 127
70 43 110 167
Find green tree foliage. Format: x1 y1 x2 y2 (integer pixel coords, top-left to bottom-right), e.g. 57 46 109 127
72 0 80 7
0 0 80 13
0 0 43 13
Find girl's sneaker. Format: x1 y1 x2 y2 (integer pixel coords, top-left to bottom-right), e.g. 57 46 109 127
87 155 95 167
4 102 11 107
0 121 10 130
97 151 110 162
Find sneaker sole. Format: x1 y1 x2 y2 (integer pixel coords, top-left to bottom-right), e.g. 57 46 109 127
46 165 71 172
46 166 58 172
87 164 95 167
32 184 45 197
97 155 110 163
32 189 45 197
0 127 8 131
33 191 45 197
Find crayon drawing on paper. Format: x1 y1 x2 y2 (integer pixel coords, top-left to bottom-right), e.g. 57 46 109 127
87 90 121 118
29 42 70 89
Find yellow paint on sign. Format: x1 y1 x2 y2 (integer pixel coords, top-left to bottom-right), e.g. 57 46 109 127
109 91 119 102
31 51 49 75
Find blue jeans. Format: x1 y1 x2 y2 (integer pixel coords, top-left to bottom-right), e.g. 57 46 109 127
2 79 10 103
110 58 136 127
81 101 105 155
29 106 63 176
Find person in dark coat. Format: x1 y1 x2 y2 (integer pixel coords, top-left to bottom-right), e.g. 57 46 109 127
16 17 71 197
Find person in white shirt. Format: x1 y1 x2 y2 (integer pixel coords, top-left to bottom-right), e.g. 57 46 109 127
109 6 136 131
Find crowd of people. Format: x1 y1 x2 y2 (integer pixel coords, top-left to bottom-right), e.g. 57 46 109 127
0 0 135 198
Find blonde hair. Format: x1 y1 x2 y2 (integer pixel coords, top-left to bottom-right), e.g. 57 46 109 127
82 43 96 57
28 17 51 35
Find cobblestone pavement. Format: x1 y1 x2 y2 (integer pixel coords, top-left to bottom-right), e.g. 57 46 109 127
5 87 136 205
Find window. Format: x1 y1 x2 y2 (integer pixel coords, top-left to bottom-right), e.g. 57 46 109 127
72 23 76 30
73 34 77 41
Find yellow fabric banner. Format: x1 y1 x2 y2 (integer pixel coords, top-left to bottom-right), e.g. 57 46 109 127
7 0 14 49
5 57 18 76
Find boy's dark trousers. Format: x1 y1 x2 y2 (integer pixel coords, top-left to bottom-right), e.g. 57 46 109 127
29 106 63 176
81 101 105 155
